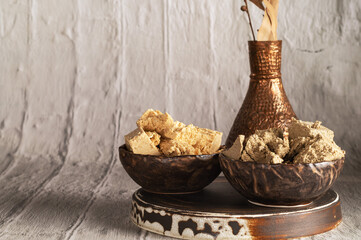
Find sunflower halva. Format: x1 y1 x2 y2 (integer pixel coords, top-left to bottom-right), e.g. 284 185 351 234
223 119 345 164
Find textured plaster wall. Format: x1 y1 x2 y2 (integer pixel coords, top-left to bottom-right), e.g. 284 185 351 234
0 0 360 171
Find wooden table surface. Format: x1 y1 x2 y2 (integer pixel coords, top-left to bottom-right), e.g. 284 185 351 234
0 153 360 240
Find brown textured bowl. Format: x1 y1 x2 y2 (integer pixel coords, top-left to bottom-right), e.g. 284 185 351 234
219 154 344 206
119 145 221 194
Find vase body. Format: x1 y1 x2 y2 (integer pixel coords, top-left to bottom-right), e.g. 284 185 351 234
226 41 297 147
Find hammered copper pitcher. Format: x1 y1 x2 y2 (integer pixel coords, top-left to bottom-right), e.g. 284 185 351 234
226 40 297 147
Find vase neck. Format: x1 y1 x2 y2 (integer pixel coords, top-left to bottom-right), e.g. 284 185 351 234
248 41 282 80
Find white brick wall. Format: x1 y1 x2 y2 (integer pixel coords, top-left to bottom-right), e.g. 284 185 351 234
0 0 360 168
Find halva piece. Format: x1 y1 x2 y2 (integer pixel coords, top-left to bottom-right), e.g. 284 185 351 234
125 128 161 155
136 109 185 139
288 136 311 159
223 135 245 160
145 131 161 146
159 124 222 157
225 119 345 164
243 134 284 164
159 139 199 156
288 119 334 141
293 134 345 164
126 109 223 156
255 128 289 158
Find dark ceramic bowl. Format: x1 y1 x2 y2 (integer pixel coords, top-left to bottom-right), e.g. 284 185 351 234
119 145 221 194
219 154 344 206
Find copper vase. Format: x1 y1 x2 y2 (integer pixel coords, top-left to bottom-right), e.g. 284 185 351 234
226 41 297 147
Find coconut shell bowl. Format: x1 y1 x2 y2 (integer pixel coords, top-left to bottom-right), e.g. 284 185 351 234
219 154 345 207
119 145 222 194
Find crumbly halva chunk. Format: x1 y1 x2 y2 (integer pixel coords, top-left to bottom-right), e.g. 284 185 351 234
126 109 222 156
288 136 312 159
145 131 161 146
159 139 199 156
241 150 254 162
159 124 222 157
243 134 284 164
255 128 289 158
293 134 345 164
288 119 334 141
124 128 161 155
223 135 245 160
136 109 184 139
225 119 345 164
224 127 288 163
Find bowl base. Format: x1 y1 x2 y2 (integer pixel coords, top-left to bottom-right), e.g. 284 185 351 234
248 200 312 208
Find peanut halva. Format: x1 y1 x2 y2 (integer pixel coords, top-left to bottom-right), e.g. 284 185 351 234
136 109 185 139
224 119 345 164
159 125 222 156
125 109 222 156
124 128 161 155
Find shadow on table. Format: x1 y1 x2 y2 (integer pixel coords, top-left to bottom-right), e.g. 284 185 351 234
0 188 142 237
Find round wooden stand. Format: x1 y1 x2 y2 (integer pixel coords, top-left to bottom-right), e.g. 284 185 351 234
131 177 342 239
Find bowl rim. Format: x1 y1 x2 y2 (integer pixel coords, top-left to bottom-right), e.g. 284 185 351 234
119 144 224 159
219 152 345 167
